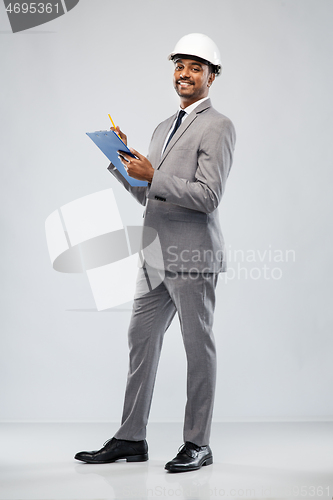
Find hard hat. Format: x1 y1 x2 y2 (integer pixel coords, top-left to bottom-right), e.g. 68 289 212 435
168 33 222 76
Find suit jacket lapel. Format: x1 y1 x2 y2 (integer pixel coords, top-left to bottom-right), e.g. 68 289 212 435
154 113 177 164
157 98 211 169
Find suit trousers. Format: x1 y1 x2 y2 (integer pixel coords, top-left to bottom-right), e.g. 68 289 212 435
114 267 219 446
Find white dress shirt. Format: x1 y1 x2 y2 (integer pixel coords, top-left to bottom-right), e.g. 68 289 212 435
162 96 210 154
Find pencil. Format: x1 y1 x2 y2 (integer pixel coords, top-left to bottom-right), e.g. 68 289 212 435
108 113 117 130
108 114 121 138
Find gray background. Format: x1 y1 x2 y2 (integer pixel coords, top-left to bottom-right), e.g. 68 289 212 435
1 0 332 424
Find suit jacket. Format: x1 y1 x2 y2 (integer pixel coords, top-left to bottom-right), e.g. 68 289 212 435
108 98 236 273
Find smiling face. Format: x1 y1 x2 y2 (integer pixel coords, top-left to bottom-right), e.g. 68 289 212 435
173 57 215 108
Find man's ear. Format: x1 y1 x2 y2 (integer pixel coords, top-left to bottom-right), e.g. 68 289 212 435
208 72 216 87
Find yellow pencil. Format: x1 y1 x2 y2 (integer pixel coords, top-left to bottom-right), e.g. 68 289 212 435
108 113 116 128
108 114 121 138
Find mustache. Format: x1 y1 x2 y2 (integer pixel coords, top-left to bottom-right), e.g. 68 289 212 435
177 78 194 84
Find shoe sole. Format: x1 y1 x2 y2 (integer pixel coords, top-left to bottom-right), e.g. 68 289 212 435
165 455 213 473
75 453 149 464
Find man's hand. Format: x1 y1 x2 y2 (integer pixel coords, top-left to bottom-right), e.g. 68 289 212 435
110 126 127 146
118 148 154 183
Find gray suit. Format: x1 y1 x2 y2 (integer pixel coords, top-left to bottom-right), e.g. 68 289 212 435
108 99 235 446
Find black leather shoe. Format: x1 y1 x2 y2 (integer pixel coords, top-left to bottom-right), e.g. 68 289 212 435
74 437 148 464
165 441 213 473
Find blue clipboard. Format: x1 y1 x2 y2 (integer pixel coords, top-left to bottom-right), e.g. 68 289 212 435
86 130 148 187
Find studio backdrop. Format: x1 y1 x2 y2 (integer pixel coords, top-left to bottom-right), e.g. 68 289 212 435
1 0 333 423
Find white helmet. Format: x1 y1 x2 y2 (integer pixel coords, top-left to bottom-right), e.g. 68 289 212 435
168 33 222 76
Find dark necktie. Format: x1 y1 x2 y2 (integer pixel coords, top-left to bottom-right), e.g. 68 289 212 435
163 109 186 152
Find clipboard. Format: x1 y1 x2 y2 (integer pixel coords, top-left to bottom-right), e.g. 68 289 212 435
86 130 148 187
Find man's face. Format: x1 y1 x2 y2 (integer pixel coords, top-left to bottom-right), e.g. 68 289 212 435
173 57 215 106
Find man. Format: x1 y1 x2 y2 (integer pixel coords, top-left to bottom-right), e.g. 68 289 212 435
75 33 236 473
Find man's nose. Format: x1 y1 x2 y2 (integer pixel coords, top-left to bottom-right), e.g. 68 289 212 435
180 67 190 78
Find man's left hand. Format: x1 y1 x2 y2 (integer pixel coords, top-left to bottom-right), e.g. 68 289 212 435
118 148 154 183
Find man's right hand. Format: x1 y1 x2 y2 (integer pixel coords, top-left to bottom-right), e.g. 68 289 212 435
111 126 127 146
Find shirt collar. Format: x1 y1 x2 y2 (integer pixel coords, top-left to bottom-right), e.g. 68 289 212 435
179 96 210 118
